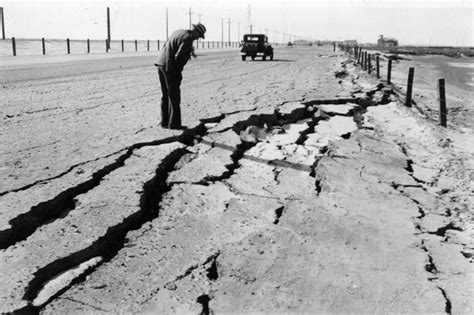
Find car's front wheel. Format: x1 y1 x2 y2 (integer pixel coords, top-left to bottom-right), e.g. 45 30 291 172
262 56 266 61
241 55 246 61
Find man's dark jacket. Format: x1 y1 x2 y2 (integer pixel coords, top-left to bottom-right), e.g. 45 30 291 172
154 29 193 72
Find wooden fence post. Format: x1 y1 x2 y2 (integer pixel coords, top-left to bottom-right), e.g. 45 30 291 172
106 39 108 53
387 59 392 84
368 54 371 74
12 37 16 56
438 78 447 127
376 56 380 78
405 67 415 107
42 37 45 55
158 40 160 50
67 38 70 54
364 51 368 71
121 39 124 52
135 39 137 52
87 39 90 53
333 42 335 51
147 40 150 51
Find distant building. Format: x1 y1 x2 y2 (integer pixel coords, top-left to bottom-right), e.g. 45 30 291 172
377 35 398 47
343 40 358 46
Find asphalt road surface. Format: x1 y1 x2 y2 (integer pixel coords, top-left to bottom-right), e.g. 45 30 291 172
0 46 472 313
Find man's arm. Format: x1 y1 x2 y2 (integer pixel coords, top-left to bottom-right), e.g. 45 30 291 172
174 39 193 72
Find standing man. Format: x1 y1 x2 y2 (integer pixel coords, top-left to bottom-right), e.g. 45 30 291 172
154 23 207 129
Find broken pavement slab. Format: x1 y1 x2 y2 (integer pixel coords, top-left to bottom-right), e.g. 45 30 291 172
317 103 359 115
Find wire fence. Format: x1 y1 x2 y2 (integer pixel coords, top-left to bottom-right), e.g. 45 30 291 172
0 37 249 57
338 43 449 128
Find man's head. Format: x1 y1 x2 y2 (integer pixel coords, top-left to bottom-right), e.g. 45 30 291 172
191 23 206 40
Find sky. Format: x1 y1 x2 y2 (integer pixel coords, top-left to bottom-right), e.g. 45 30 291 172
1 0 473 46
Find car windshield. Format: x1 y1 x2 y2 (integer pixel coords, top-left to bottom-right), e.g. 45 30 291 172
244 36 263 42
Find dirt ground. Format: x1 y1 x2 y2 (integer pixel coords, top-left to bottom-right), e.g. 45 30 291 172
0 46 472 313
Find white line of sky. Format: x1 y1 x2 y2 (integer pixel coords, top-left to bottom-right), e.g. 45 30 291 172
1 0 472 45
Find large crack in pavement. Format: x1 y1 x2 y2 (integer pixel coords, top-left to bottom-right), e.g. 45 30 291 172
45 96 392 314
3 55 470 313
34 99 364 313
17 146 189 312
3 102 350 312
0 125 208 250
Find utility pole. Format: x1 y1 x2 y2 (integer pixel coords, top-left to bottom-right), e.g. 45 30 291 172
227 18 231 45
187 8 193 29
0 7 5 40
238 22 240 41
247 5 252 35
197 14 203 46
106 7 111 49
166 8 169 40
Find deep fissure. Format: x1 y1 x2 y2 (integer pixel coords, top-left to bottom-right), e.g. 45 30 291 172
19 147 189 312
0 124 210 250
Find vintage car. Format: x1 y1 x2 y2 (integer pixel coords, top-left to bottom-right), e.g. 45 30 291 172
240 34 273 61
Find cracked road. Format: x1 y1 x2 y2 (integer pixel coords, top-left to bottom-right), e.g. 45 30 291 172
1 46 472 313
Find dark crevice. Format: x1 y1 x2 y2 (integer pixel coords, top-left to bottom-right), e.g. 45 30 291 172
196 294 211 315
390 182 423 190
19 147 189 312
315 180 322 194
406 158 414 173
438 287 452 314
427 222 463 237
273 206 285 224
419 241 438 275
425 254 438 274
461 251 472 259
273 168 282 184
202 108 318 184
303 98 360 107
0 123 211 250
206 255 219 281
0 149 125 197
416 205 426 219
201 141 257 184
8 93 395 310
334 70 348 79
295 121 315 145
341 132 351 139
